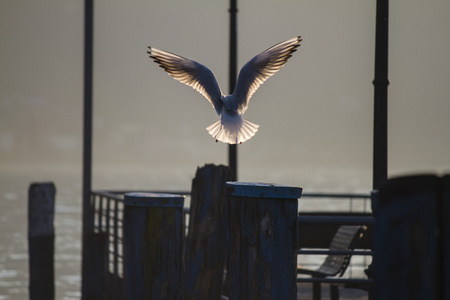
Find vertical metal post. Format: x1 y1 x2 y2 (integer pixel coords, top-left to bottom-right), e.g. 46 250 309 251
82 0 94 298
372 0 389 190
228 0 238 180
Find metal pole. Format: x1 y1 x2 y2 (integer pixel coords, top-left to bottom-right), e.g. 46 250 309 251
82 0 94 298
372 0 389 190
228 0 238 180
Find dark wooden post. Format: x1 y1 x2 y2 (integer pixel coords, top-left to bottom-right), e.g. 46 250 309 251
226 182 302 300
374 175 441 300
28 182 56 300
183 164 233 299
123 193 185 300
442 175 450 300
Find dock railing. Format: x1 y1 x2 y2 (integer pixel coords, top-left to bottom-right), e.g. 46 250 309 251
88 190 190 299
86 190 373 299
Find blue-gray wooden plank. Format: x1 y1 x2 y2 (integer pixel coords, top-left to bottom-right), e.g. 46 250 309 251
226 181 302 199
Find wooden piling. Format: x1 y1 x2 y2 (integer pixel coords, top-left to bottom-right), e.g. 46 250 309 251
123 192 185 300
442 175 450 300
374 175 441 300
82 231 109 300
183 164 233 299
226 182 302 300
28 182 56 300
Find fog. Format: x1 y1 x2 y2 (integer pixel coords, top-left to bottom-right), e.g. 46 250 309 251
1 0 449 192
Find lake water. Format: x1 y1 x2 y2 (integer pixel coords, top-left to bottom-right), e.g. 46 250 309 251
0 169 82 300
0 167 371 299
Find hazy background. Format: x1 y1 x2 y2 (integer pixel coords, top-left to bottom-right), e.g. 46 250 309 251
1 1 449 298
1 0 449 190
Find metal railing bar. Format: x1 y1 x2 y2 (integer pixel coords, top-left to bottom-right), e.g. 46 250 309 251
98 196 103 231
107 251 123 258
92 190 370 200
92 190 190 198
106 198 111 234
113 200 119 276
91 190 124 201
297 278 372 284
301 193 370 199
112 199 121 296
298 250 374 256
298 216 375 225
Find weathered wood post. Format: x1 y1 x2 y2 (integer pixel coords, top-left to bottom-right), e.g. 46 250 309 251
183 164 233 299
226 182 302 300
374 175 441 300
28 182 56 300
123 192 185 300
442 175 450 300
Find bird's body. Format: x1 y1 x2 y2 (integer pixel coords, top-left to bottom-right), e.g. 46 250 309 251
147 36 302 144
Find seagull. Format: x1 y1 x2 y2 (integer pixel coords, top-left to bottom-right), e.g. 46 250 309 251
147 36 302 144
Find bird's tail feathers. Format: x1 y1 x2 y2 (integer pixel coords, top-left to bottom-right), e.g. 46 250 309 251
206 118 259 144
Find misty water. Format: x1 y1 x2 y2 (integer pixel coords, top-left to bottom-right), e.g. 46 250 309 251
2 1 450 298
0 167 372 299
1 170 82 300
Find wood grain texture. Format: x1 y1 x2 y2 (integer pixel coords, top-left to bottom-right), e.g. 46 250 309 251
124 193 184 300
374 175 441 300
28 182 56 300
226 182 301 300
183 164 233 300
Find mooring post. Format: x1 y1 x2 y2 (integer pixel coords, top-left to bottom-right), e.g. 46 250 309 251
443 175 450 300
374 175 441 300
123 192 185 300
183 164 233 299
226 182 302 300
28 182 56 300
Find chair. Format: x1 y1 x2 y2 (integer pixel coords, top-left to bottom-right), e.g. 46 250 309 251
297 225 366 300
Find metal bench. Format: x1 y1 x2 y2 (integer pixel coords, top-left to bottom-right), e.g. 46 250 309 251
297 225 367 300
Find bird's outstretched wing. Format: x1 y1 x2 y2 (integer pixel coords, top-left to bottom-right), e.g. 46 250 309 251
232 36 302 114
148 47 224 115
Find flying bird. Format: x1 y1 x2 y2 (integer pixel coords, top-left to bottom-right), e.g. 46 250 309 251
147 36 302 144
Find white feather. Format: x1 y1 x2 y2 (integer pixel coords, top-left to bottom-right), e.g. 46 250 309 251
147 36 301 144
206 110 260 144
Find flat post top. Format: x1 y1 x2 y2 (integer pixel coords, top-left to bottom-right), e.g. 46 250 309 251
124 192 185 207
226 182 302 199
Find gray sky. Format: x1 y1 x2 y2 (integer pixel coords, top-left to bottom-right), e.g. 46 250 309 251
1 0 449 192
